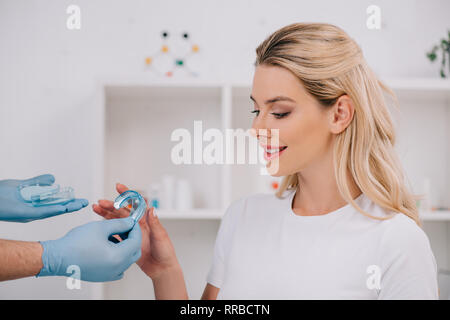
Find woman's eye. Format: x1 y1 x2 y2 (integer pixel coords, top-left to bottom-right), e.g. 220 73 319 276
271 112 290 119
251 110 260 116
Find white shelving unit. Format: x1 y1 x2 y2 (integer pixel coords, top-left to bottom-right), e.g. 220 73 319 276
91 77 450 300
420 211 450 222
384 78 450 223
93 77 450 221
94 79 280 221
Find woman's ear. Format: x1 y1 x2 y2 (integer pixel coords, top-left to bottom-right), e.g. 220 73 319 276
328 94 355 134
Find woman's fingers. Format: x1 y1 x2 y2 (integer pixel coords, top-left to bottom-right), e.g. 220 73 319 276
93 203 132 220
115 182 150 205
98 199 130 215
93 183 150 221
97 199 116 210
116 183 129 194
92 203 116 219
93 199 131 219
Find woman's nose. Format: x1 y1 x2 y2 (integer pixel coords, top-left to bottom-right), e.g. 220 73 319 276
251 117 265 139
252 118 280 146
251 121 271 142
252 112 268 133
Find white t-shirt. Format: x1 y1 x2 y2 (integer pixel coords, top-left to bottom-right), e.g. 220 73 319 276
206 190 439 299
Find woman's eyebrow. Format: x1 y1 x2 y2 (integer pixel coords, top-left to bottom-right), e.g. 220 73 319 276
250 95 296 105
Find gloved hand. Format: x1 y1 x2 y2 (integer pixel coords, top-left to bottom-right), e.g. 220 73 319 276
0 174 88 222
37 217 142 282
93 183 180 281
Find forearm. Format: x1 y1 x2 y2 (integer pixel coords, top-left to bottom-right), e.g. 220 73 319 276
152 265 189 300
0 239 43 281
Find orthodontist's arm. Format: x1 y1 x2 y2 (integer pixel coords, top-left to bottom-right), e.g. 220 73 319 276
0 239 43 281
0 217 141 282
93 183 189 299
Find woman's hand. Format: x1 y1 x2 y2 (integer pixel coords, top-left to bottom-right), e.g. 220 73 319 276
92 183 180 280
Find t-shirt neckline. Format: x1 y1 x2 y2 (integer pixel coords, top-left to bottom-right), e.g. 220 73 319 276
282 188 367 220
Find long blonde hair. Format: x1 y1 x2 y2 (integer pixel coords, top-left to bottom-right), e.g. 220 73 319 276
255 23 422 226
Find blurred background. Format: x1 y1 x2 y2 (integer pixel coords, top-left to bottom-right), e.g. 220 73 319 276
0 0 449 299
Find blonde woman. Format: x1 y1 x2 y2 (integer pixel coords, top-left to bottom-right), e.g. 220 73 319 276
93 23 438 299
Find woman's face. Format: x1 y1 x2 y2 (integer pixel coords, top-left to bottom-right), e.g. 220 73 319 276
250 64 334 176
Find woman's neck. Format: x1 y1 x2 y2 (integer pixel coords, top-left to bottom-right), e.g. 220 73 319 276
292 163 361 216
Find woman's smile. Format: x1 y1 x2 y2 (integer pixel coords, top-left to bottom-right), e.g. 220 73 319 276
262 144 288 161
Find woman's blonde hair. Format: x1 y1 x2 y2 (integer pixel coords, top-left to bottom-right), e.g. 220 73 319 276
255 22 422 226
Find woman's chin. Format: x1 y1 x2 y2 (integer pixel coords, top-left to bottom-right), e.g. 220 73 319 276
265 161 284 176
265 160 299 177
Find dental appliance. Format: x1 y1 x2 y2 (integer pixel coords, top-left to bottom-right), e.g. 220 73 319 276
113 190 147 225
19 184 75 207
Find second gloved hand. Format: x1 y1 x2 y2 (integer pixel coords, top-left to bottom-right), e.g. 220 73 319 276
0 174 89 222
37 217 141 282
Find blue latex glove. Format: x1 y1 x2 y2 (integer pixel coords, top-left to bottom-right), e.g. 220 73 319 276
38 217 141 282
0 174 88 222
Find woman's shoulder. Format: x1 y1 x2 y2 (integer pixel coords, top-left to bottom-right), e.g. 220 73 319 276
359 195 424 235
377 210 432 255
376 210 437 294
344 194 431 253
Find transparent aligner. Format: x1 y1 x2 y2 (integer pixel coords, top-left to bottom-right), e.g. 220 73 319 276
30 186 75 207
113 190 147 224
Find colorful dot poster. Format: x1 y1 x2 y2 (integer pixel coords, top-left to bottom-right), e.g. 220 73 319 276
145 30 200 77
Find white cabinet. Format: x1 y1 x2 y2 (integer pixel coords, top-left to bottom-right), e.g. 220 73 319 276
93 77 450 299
96 81 281 220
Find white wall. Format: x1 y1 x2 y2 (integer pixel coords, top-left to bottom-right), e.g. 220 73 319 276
0 0 449 299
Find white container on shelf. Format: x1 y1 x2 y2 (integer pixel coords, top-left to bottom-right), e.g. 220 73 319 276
160 174 175 210
175 179 193 211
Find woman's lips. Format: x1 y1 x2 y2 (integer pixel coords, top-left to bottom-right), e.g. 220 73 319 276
263 146 287 161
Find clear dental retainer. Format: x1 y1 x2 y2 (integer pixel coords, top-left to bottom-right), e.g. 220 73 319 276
113 190 147 224
19 184 75 207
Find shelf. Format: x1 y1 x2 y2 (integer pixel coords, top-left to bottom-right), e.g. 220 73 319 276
104 85 222 102
384 78 450 91
420 211 450 221
156 208 223 219
154 210 450 221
